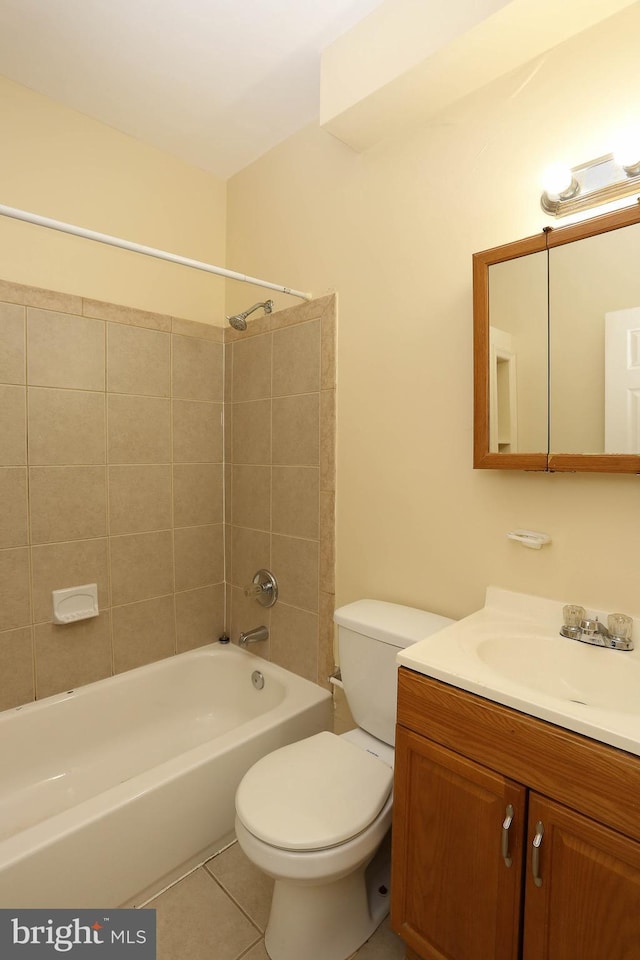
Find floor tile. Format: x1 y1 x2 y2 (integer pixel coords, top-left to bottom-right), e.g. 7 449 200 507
150 866 261 960
205 842 274 932
354 918 405 960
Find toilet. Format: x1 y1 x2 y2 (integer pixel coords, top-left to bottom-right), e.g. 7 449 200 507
234 599 453 960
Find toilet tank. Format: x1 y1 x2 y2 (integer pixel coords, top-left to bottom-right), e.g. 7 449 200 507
334 600 453 746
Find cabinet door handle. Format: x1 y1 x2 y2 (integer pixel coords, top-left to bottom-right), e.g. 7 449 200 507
501 803 514 867
531 820 544 887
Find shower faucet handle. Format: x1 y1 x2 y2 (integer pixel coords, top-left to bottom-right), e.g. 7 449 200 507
244 569 278 608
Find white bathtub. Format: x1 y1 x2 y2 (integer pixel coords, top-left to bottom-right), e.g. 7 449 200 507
0 642 332 908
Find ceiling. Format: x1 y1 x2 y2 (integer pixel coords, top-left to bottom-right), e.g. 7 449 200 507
0 0 384 179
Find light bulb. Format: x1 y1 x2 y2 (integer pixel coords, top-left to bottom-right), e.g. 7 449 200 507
541 162 575 197
613 133 640 175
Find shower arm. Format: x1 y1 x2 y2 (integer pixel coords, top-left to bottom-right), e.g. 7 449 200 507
238 301 273 321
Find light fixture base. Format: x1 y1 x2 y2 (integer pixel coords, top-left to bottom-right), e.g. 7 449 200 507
541 153 640 217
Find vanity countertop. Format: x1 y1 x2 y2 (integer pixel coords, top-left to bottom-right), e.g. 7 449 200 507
397 586 640 758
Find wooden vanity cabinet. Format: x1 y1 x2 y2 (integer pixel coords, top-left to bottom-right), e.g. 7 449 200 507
391 668 640 960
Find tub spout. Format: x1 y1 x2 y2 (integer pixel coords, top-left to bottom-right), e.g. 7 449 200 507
239 625 269 646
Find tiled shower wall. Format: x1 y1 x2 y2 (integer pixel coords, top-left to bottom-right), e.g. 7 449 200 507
0 280 335 710
225 295 336 687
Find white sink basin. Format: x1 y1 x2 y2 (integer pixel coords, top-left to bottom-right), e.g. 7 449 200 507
474 634 640 713
397 586 640 757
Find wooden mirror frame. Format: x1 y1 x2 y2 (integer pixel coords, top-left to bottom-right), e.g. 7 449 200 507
473 202 640 473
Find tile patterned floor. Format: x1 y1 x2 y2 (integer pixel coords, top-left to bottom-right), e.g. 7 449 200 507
147 839 406 960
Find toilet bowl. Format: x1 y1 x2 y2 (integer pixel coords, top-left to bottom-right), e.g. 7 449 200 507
234 599 454 960
235 730 394 960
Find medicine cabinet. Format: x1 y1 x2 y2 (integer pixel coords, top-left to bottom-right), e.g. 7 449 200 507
473 203 640 472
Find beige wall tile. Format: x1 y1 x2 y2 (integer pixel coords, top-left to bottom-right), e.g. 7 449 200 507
27 309 105 390
271 534 319 612
320 490 336 595
270 295 334 331
0 385 26 464
0 626 34 710
272 394 319 466
112 596 176 673
224 462 232 525
171 316 224 342
272 320 320 397
320 389 336 491
320 299 337 391
229 526 270 589
319 591 336 691
0 548 32 632
228 585 270 655
0 468 28 548
224 343 233 405
29 466 107 543
231 465 271 531
270 603 319 682
31 538 110 623
173 400 223 463
0 280 82 315
34 614 112 699
176 584 225 651
173 463 223 526
0 302 25 383
232 400 271 464
107 395 171 463
28 388 106 465
231 334 271 401
107 323 171 396
110 530 174 605
272 466 319 539
174 524 224 591
108 464 172 535
83 298 171 332
172 336 223 401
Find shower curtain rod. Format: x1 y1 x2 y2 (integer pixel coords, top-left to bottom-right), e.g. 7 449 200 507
0 203 312 301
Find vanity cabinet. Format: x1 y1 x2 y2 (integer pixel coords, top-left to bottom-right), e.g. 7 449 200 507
391 668 640 960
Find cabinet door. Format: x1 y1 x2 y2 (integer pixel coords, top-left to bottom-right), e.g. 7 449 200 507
523 793 640 960
391 727 526 960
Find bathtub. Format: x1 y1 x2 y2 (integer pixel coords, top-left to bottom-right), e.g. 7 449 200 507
0 642 332 908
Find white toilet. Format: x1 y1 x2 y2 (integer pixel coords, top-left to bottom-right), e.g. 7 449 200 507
234 599 453 960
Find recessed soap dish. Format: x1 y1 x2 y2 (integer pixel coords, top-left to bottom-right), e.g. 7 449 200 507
507 530 551 550
52 583 99 624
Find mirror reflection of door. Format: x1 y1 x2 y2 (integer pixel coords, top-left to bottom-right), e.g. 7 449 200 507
549 221 640 454
605 307 640 453
487 251 548 454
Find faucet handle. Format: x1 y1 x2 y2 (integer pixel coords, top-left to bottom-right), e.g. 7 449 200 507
244 569 278 608
608 613 633 641
563 604 586 628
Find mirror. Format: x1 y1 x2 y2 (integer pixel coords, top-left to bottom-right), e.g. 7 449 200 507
473 204 640 473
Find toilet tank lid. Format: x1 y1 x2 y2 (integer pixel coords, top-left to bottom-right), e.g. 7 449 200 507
334 599 454 649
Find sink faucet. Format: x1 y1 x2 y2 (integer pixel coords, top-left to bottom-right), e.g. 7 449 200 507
239 625 269 646
560 605 634 651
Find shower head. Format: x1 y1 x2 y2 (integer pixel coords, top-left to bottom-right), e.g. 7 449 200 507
227 299 273 331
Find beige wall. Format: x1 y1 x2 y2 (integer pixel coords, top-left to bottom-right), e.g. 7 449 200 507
0 75 227 326
227 5 640 623
0 280 225 710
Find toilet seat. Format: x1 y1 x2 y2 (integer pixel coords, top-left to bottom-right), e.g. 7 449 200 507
235 731 393 852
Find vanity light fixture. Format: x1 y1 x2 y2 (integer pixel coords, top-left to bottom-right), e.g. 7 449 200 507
541 151 640 217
